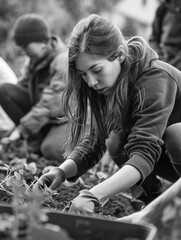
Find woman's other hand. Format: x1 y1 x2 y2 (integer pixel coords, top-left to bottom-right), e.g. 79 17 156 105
64 189 100 213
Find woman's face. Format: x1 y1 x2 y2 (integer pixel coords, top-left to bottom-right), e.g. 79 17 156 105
75 53 121 96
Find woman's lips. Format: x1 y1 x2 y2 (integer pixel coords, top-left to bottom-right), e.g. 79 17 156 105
96 88 109 95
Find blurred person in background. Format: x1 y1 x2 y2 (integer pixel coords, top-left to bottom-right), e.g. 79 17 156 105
149 0 181 70
0 57 18 137
0 13 68 162
35 14 181 212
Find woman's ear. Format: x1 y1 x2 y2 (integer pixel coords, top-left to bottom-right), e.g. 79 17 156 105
118 55 125 63
117 46 125 63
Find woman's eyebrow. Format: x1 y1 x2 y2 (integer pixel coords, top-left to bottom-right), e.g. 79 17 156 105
77 63 100 73
89 63 99 70
77 63 99 72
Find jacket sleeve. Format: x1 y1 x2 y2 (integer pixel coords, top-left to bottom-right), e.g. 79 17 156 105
17 58 30 88
67 132 107 182
19 51 68 138
124 67 177 183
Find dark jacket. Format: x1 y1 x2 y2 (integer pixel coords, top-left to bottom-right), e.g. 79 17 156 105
149 0 181 69
18 35 68 138
67 43 181 184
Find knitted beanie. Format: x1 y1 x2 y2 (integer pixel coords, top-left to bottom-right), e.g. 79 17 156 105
13 13 51 47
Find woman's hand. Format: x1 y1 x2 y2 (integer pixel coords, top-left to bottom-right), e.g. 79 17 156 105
64 189 100 213
33 167 65 191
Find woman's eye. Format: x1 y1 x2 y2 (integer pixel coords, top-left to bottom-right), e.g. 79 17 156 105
93 68 101 74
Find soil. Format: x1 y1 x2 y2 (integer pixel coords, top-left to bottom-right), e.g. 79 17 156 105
0 140 137 218
0 139 180 240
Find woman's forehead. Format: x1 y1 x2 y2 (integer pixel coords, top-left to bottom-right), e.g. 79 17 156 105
75 53 105 70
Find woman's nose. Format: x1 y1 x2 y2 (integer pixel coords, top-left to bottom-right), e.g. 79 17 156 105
87 74 98 88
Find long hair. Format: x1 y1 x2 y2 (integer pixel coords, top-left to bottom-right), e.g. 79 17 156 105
63 14 152 156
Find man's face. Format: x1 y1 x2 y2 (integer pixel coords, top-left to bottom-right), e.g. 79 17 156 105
20 41 48 60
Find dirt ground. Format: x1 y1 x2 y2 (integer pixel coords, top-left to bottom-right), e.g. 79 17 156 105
0 139 137 218
0 139 180 240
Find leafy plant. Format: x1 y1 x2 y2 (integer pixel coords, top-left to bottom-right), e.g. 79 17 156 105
159 197 181 240
0 166 73 240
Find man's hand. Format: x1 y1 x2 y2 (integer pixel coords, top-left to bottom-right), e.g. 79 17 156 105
1 128 21 144
64 189 100 213
33 167 65 191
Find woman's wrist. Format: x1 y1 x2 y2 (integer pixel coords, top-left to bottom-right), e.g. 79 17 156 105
57 168 66 182
59 159 78 179
89 188 107 203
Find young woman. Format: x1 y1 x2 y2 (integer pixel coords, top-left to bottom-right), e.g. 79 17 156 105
34 14 181 213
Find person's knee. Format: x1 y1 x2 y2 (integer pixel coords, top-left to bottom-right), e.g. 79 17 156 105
164 123 181 163
40 142 53 159
41 124 68 162
41 140 65 162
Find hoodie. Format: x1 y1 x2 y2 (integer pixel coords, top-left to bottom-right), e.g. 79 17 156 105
67 37 181 184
